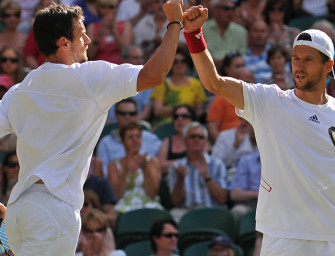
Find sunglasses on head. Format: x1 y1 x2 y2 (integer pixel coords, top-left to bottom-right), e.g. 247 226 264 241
83 227 106 234
269 6 285 12
173 113 192 120
161 233 179 238
188 134 205 140
1 57 18 63
173 59 187 64
217 5 235 11
2 12 20 18
116 110 137 116
6 161 19 168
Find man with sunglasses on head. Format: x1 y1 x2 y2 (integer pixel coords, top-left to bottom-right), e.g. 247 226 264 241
0 1 184 255
97 98 161 177
168 121 228 222
183 4 335 256
202 0 247 71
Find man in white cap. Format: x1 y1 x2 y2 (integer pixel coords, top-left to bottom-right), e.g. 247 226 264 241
181 5 335 256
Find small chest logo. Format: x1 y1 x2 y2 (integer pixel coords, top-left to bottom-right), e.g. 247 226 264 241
308 115 320 124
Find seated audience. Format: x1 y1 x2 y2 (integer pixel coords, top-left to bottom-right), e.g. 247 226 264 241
233 0 265 30
229 149 261 219
150 47 206 127
72 0 101 27
81 189 102 219
0 1 27 53
208 235 235 256
108 121 163 214
97 98 161 176
157 105 195 175
150 218 179 256
265 44 294 90
116 0 154 27
168 122 228 222
87 0 132 64
1 150 19 204
212 118 257 172
0 45 27 84
0 74 13 99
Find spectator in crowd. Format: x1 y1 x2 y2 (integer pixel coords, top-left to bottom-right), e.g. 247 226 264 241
107 121 163 214
1 151 19 204
168 122 228 222
243 19 272 83
84 169 117 226
76 209 119 256
157 104 195 175
116 0 154 27
0 0 27 53
81 189 102 218
72 0 101 27
208 235 235 256
207 52 246 144
0 74 13 99
265 44 294 90
233 0 265 30
150 47 207 127
202 0 248 70
263 0 300 54
212 117 257 172
108 45 153 122
87 0 133 64
97 98 162 176
0 45 27 84
229 148 261 219
150 218 179 256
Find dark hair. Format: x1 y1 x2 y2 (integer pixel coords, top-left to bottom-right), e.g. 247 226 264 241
266 44 290 64
115 98 138 113
263 0 291 25
174 46 193 72
119 121 142 141
2 150 17 195
0 46 25 83
220 51 242 76
33 4 84 56
150 218 178 253
172 104 196 120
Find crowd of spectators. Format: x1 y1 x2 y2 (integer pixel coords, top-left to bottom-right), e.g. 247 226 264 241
0 0 334 255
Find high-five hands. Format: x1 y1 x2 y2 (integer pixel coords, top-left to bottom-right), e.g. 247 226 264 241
183 5 208 33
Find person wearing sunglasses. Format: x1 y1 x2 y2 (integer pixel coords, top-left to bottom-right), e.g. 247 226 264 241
0 45 27 84
157 104 195 175
1 151 19 204
150 47 207 128
263 0 300 55
150 218 179 256
168 121 228 222
0 0 26 54
97 98 162 176
87 0 133 64
108 121 163 215
232 0 265 30
202 0 247 71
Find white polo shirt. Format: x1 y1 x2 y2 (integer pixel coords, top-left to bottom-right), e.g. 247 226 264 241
237 82 335 241
0 61 140 210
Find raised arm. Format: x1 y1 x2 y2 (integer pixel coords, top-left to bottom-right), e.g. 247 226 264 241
183 6 245 110
137 0 184 92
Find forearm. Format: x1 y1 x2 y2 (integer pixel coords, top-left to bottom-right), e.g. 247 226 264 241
230 189 258 201
206 179 228 205
171 179 184 206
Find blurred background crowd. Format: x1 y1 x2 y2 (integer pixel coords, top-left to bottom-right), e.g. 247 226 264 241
0 0 334 255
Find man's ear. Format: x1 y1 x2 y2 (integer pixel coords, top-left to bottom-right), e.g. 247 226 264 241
57 37 69 48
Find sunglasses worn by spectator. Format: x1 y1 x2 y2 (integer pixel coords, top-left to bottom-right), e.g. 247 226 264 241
6 162 19 168
269 6 285 12
116 110 137 116
1 57 18 63
173 113 192 120
188 134 205 140
218 5 235 11
161 233 179 238
83 227 106 234
2 12 20 18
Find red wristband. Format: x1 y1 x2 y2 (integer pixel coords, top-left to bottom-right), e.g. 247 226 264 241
184 28 207 54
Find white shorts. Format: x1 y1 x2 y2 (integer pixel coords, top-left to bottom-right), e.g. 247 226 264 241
6 184 81 256
261 234 335 256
